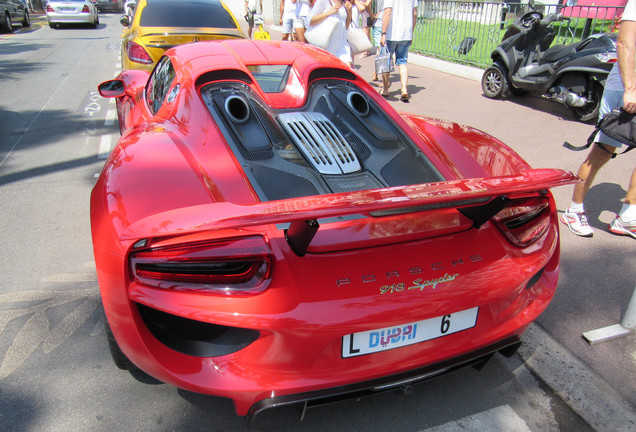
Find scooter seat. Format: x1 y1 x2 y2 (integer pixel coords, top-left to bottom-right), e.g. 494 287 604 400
542 44 577 63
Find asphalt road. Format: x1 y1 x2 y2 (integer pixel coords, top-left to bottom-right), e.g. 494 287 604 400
0 12 634 431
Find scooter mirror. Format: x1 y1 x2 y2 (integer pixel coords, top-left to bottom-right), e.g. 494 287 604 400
528 0 535 10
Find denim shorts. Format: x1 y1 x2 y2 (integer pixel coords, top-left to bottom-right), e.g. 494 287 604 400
386 40 412 66
595 89 624 148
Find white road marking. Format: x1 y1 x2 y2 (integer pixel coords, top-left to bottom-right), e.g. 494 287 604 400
422 406 531 432
105 109 117 126
98 135 112 159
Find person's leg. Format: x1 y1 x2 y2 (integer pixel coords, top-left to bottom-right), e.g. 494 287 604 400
393 41 411 100
625 167 636 205
282 16 293 41
294 19 307 43
398 64 409 97
562 89 623 236
571 144 616 204
609 166 636 238
381 41 397 97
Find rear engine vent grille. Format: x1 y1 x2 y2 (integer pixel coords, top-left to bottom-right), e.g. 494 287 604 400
278 112 361 175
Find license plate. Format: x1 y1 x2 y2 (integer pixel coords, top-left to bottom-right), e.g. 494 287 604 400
60 7 74 12
342 307 479 358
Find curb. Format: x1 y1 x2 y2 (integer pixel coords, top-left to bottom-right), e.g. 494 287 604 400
409 53 483 82
519 323 636 431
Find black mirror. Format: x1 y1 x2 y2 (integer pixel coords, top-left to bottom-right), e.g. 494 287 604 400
120 15 131 27
98 80 125 98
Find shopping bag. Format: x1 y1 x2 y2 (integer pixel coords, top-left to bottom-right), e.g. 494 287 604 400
254 24 270 40
305 15 338 49
375 46 394 74
348 28 372 55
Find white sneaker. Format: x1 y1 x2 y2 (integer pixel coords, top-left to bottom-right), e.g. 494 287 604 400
560 208 594 237
609 216 636 239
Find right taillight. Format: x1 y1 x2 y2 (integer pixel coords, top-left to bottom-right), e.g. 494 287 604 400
129 236 273 295
126 41 153 64
47 4 54 12
492 197 551 247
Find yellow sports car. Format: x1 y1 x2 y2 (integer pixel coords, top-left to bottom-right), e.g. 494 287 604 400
120 0 245 71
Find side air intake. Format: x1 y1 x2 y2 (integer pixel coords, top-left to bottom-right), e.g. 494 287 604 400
278 112 361 175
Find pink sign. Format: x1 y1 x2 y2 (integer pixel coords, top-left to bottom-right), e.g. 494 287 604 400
561 0 627 19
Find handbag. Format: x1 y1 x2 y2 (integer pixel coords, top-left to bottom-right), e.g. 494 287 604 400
563 108 636 156
375 45 394 75
348 27 372 55
305 15 339 49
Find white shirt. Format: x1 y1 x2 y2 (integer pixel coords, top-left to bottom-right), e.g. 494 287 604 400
606 0 636 91
384 0 418 41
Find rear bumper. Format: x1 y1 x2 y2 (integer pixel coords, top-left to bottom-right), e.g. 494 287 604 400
47 13 94 24
248 336 522 423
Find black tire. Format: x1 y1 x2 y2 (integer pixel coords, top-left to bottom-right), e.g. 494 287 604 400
22 11 29 27
104 312 138 370
1 12 13 33
482 64 508 98
570 82 603 123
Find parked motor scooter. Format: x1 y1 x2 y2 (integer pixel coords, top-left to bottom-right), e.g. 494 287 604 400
481 0 617 122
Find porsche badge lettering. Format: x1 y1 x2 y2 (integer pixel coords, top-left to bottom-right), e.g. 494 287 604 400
335 255 482 289
379 273 459 295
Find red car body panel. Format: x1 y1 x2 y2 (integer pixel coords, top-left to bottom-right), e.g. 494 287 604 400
92 40 578 416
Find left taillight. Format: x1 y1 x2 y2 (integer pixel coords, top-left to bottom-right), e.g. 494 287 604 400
492 196 551 247
82 5 90 12
129 236 273 295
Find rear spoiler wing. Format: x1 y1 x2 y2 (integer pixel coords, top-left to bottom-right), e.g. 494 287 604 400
123 168 579 252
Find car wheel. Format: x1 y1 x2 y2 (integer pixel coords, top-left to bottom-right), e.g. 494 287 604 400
482 64 508 99
49 22 57 29
104 312 138 370
570 82 602 123
1 12 12 33
22 11 30 27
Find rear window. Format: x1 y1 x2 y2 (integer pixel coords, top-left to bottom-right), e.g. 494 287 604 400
247 65 291 93
139 2 237 28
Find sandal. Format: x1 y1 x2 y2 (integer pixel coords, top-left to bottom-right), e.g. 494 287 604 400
380 89 389 98
400 93 411 102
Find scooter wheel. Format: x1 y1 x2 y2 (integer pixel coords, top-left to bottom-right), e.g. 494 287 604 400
482 65 508 98
570 82 602 123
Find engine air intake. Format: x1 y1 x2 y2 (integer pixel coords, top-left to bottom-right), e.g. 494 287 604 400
278 112 361 175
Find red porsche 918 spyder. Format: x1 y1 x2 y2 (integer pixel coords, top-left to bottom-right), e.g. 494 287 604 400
92 39 578 420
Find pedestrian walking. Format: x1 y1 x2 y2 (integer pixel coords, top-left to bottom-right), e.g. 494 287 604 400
281 0 297 41
371 0 385 81
245 0 263 39
379 0 417 101
561 0 636 239
306 0 353 67
294 0 314 43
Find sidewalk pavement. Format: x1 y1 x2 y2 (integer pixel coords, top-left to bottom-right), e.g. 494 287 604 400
261 25 636 431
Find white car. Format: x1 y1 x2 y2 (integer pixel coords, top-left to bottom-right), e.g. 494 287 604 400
46 0 99 28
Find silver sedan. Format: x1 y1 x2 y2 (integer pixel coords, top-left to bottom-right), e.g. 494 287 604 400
46 0 99 28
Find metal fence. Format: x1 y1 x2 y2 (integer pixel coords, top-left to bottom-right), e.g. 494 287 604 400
412 1 625 69
269 0 625 70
